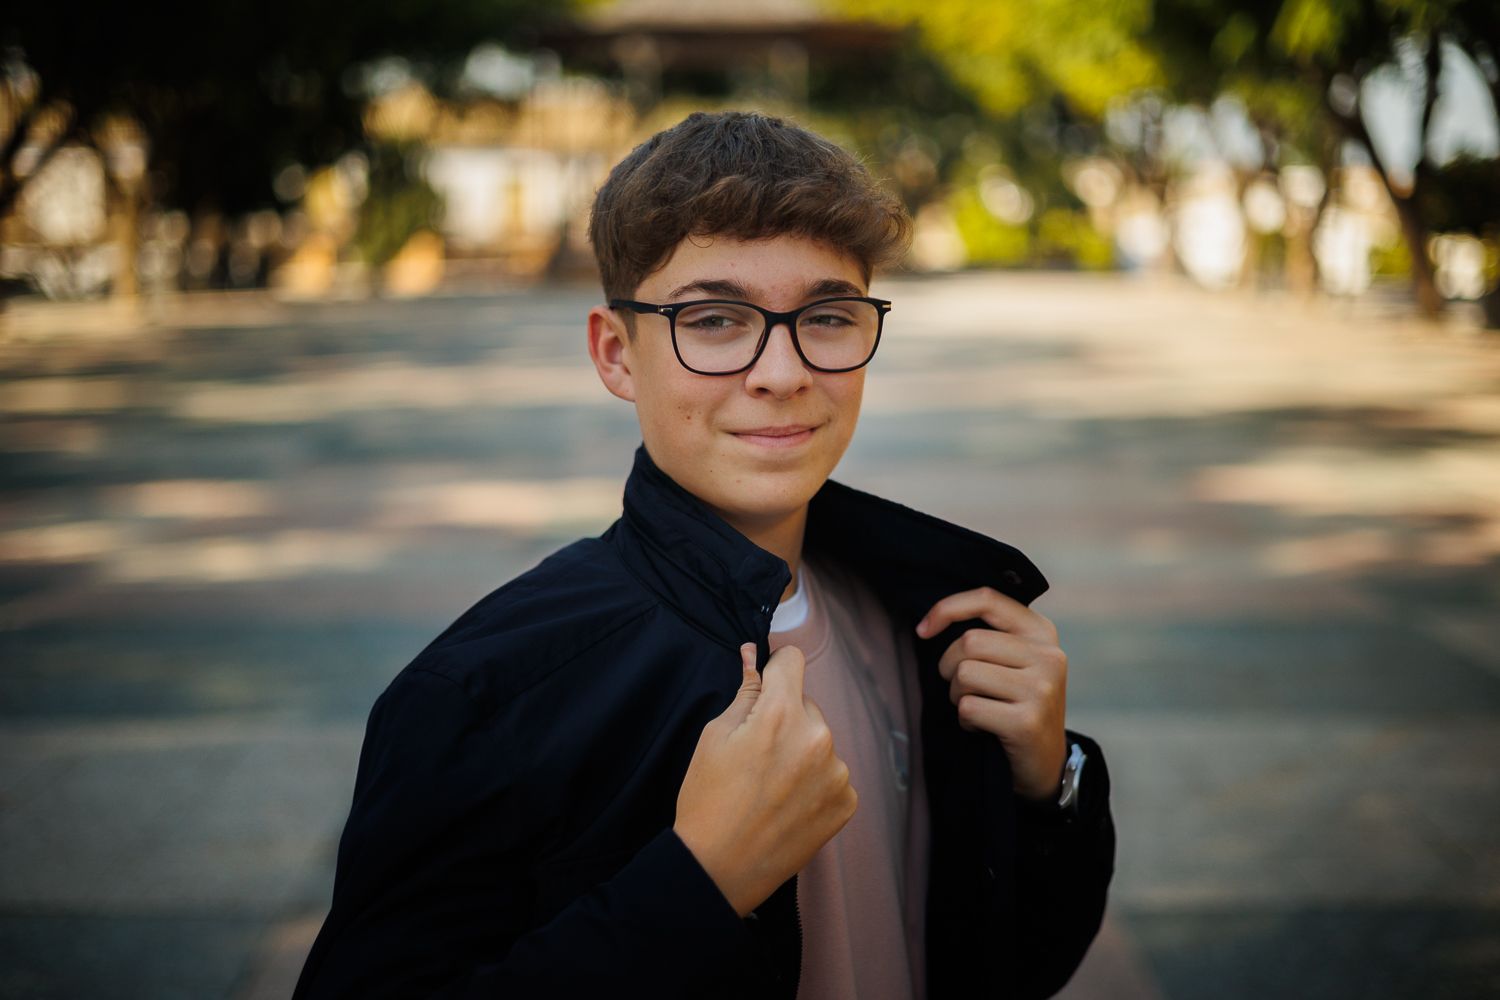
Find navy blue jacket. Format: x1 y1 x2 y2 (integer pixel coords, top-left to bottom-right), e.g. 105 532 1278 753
293 442 1115 999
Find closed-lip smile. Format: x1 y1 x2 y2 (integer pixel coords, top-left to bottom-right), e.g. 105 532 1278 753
733 424 815 436
730 423 820 448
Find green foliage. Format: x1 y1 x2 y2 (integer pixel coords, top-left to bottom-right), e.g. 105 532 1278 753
803 40 996 211
950 186 1032 264
845 0 1161 119
1036 208 1115 269
1370 233 1412 277
1268 0 1348 62
352 144 444 267
948 180 1115 269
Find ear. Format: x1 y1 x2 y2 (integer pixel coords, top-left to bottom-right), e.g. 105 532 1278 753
587 304 638 403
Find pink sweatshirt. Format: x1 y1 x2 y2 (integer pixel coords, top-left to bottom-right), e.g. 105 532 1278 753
768 553 930 1000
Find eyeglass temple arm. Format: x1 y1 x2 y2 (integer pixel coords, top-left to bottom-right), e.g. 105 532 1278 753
608 299 667 314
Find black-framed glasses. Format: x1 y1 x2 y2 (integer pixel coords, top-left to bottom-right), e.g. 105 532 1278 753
609 296 892 375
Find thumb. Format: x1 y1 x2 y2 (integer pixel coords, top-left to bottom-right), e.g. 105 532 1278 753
720 643 762 721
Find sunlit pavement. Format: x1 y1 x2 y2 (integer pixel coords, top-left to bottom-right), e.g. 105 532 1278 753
2 274 1497 999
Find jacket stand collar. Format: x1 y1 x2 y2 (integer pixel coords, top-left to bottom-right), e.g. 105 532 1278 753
615 441 1049 669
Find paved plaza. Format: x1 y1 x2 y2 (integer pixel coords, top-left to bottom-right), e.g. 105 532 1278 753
1 273 1497 998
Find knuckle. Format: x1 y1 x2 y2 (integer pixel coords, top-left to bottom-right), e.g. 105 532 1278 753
954 658 978 688
808 722 834 756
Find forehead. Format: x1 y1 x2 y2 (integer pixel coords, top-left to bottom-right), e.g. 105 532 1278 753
639 233 867 300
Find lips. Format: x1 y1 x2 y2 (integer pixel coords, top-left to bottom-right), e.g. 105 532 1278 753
732 425 815 436
730 423 820 449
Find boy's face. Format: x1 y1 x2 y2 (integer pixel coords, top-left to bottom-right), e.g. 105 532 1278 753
587 233 869 533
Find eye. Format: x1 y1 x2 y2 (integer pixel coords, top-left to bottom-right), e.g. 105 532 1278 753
676 303 758 332
800 301 870 331
683 313 738 329
802 310 856 328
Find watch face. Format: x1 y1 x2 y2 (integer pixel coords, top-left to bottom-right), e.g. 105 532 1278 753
1058 743 1086 812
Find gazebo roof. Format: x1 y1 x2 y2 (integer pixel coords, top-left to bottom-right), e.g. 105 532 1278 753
548 0 901 60
581 0 834 32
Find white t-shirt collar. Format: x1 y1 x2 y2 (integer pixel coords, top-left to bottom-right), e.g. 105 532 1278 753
769 561 809 632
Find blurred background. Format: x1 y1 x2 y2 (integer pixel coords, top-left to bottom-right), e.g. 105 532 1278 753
1 1 1497 997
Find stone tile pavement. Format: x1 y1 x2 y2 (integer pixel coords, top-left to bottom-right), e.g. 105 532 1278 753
2 274 1497 998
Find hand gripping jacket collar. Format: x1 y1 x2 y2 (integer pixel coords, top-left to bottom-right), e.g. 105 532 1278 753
292 442 1114 1000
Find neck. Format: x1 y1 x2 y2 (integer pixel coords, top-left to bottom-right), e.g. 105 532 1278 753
715 504 807 604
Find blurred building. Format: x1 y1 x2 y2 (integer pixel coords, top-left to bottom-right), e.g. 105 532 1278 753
547 0 900 111
362 72 636 284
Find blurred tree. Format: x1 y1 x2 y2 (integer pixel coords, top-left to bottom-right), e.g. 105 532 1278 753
1422 153 1500 324
824 4 1141 268
2 0 568 289
1146 0 1500 319
352 141 444 279
849 0 1161 120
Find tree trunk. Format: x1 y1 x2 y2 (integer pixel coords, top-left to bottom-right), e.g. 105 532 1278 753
1388 189 1444 318
108 174 141 299
1327 97 1445 320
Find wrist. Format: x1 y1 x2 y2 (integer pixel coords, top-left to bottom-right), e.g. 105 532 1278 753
673 823 756 918
1017 740 1087 820
1015 735 1070 802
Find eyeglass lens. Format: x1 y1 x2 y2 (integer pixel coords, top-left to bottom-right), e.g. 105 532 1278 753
674 300 879 373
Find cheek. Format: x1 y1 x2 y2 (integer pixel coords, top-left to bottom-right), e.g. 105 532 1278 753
831 377 865 424
636 374 727 437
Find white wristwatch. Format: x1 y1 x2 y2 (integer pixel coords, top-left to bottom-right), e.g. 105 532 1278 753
1056 741 1087 816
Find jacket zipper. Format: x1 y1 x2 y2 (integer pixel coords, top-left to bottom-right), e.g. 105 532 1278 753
792 872 803 999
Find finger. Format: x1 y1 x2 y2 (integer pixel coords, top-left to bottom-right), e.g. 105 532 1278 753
916 586 1048 643
954 691 1024 738
802 693 828 729
740 643 760 686
947 657 1028 708
935 627 1034 681
717 643 764 727
760 643 806 705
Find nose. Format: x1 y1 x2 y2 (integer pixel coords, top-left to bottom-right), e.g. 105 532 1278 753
743 321 814 396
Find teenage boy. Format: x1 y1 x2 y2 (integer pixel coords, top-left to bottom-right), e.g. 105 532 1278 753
294 110 1114 1000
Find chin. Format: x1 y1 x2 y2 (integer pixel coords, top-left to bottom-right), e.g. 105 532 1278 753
710 471 824 525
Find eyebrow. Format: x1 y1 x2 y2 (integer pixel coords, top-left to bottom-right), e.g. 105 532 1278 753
666 277 866 301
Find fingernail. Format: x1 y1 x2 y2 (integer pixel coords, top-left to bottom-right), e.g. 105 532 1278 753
916 616 929 636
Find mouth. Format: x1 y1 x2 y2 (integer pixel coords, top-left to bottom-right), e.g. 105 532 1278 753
729 424 820 449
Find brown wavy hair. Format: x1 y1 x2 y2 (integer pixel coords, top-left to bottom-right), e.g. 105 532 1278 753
588 111 911 328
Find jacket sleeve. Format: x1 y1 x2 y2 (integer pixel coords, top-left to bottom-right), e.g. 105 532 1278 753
1008 727 1117 999
292 667 754 1000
